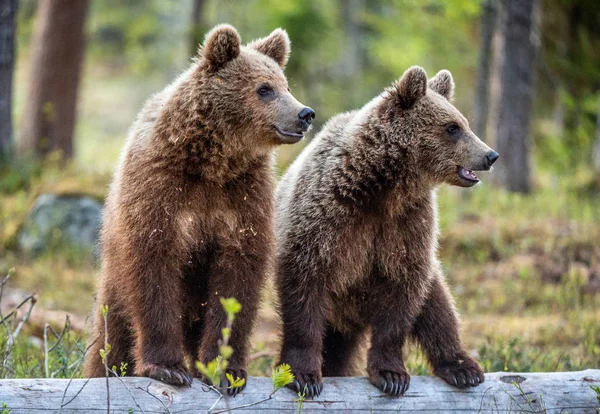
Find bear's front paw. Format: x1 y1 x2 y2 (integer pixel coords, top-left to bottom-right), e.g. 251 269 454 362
434 357 484 388
369 368 410 397
224 367 248 397
287 370 323 398
140 362 193 387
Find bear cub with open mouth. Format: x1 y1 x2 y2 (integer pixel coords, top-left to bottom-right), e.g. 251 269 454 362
276 66 498 397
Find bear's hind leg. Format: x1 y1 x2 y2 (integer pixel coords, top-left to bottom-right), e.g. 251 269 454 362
411 274 484 388
322 325 366 377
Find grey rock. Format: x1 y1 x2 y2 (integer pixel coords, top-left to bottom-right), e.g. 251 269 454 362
18 193 103 256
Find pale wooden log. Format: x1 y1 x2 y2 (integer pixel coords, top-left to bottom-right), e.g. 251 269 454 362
0 370 598 413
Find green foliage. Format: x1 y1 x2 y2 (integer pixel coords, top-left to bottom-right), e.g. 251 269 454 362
271 363 295 392
220 297 242 322
1 402 11 414
226 372 246 389
296 389 306 414
591 384 600 404
195 298 245 391
196 356 225 388
112 361 128 377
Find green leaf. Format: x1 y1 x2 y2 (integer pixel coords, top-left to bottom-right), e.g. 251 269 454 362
226 372 246 389
221 327 231 339
219 345 233 360
196 357 223 387
220 298 242 319
271 363 295 392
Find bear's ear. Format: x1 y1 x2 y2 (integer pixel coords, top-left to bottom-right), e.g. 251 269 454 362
201 24 241 71
392 66 428 109
247 28 290 68
428 70 454 101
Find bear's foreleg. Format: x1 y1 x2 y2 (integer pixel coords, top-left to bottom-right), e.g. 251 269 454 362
127 240 192 386
277 258 328 398
197 237 269 396
411 273 484 388
366 273 434 397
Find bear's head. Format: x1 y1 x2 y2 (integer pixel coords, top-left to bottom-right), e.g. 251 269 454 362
385 66 498 188
198 24 314 146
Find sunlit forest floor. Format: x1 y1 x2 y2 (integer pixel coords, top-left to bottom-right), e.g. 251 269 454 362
1 59 599 379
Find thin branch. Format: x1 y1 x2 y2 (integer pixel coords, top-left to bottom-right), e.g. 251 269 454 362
10 294 36 340
135 382 173 414
61 376 92 408
48 316 70 352
0 293 35 324
59 338 97 413
44 323 49 378
102 311 110 414
108 367 147 414
248 350 275 361
205 385 224 413
211 391 277 414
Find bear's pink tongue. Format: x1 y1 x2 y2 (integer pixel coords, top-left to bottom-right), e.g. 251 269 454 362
458 167 479 182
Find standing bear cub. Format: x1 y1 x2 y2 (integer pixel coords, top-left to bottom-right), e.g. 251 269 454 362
276 66 498 397
84 24 314 394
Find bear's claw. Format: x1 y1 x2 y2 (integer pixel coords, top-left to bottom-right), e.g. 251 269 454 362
287 372 322 398
371 369 410 397
435 357 485 388
225 368 248 397
142 363 193 387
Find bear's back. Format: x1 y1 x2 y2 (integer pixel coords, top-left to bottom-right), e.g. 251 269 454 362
275 111 358 240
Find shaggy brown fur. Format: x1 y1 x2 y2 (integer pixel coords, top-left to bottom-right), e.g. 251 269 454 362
84 24 313 394
276 66 498 398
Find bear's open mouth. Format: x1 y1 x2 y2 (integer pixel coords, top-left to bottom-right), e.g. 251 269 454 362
273 125 305 143
457 166 480 183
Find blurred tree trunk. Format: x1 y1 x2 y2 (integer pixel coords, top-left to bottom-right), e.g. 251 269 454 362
338 0 366 108
485 1 505 150
493 0 540 193
19 0 89 160
473 0 497 139
189 0 206 57
593 99 600 174
0 0 17 161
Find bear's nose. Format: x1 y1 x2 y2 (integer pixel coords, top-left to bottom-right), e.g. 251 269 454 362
298 107 316 125
486 151 499 168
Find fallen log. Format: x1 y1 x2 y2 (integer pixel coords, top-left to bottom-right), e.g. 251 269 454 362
0 370 598 413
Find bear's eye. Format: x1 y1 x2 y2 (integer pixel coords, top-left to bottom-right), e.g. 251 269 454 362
257 85 273 97
446 123 460 136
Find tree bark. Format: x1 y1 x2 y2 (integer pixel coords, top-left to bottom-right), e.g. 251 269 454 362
473 0 497 140
493 0 540 193
0 0 17 161
19 0 89 160
0 371 599 412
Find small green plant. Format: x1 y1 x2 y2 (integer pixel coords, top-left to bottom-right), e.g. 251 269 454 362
1 402 11 414
196 297 244 392
591 384 600 405
296 390 306 414
271 363 294 392
112 361 128 377
98 305 111 365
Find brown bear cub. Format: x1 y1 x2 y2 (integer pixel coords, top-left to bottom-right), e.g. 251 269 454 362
84 24 314 394
276 66 498 398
